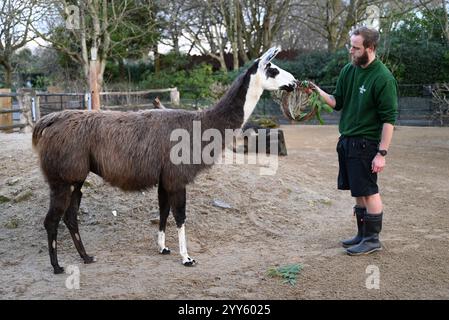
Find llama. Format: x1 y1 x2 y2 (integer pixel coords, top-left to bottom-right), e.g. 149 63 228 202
32 47 296 274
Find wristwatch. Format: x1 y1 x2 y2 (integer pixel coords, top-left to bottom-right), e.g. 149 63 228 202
377 149 388 156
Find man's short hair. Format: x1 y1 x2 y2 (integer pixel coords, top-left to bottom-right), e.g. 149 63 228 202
351 26 380 51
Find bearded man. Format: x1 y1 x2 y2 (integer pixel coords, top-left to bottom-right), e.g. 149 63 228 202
308 26 398 255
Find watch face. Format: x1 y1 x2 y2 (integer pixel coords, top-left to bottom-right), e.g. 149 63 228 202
379 150 387 156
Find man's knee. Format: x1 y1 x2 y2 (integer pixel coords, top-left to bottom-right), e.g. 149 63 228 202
364 193 381 201
363 193 383 213
355 197 366 207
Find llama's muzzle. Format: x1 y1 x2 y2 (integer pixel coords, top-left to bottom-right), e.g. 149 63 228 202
280 82 296 92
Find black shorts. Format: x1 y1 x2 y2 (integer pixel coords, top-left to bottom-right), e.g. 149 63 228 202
336 136 379 197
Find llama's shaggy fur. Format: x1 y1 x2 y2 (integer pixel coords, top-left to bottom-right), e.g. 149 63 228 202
32 48 296 273
33 63 258 192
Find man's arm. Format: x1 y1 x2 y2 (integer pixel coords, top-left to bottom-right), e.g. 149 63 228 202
372 123 394 173
378 123 394 152
306 83 336 109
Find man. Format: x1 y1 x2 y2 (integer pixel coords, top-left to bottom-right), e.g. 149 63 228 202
308 26 398 255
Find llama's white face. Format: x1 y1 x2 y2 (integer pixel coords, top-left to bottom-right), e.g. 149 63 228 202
256 47 296 92
258 62 296 91
241 47 297 125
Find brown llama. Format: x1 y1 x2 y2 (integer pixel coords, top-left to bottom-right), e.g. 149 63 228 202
32 47 296 274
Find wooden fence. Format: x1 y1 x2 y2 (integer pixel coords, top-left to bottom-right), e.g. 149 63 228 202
0 89 36 132
0 85 445 132
0 88 180 132
0 88 13 132
100 88 179 111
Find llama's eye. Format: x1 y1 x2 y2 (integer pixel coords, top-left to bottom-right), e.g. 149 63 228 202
266 67 280 78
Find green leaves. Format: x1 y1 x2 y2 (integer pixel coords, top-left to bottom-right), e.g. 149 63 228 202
297 80 333 124
300 80 311 88
267 263 303 286
308 91 333 125
273 83 333 123
142 63 217 100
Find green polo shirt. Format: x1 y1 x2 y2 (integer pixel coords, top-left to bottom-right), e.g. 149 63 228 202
333 59 398 141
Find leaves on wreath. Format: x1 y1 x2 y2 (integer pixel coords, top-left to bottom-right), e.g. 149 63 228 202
273 80 333 124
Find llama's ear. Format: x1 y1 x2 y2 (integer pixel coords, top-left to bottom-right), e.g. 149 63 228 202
259 47 280 68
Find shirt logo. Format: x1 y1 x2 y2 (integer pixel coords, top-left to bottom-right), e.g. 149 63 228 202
359 85 367 94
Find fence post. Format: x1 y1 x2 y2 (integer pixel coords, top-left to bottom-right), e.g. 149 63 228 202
83 93 92 111
34 95 41 121
170 88 180 106
90 48 101 110
0 88 13 132
17 88 35 133
86 93 92 110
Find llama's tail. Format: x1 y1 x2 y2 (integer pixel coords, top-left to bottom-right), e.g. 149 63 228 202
32 112 64 149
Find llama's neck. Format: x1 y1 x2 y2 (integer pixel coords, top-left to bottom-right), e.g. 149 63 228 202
204 71 262 131
242 75 264 125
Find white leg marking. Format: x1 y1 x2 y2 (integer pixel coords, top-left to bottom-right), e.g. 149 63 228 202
178 224 192 264
178 225 187 257
75 233 80 241
52 240 56 249
158 231 169 253
178 224 195 265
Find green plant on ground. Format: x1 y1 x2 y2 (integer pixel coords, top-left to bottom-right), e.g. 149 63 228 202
255 117 278 128
5 217 21 229
267 263 303 286
0 195 11 203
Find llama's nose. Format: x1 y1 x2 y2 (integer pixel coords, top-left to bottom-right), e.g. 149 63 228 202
280 83 295 92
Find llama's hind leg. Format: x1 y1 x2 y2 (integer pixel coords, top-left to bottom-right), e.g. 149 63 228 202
171 187 196 266
44 183 71 274
63 182 96 264
157 182 171 254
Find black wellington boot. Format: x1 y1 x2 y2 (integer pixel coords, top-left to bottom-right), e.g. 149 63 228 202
341 206 366 248
346 213 383 256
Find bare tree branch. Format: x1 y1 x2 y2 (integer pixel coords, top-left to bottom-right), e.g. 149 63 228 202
0 0 44 86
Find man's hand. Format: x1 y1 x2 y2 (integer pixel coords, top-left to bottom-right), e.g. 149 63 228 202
372 154 385 173
299 81 336 109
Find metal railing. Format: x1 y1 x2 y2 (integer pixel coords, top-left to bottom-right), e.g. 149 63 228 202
0 84 445 132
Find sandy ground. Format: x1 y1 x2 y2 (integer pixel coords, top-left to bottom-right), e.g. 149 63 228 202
1 125 449 300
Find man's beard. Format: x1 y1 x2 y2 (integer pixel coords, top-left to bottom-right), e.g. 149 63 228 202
352 50 369 66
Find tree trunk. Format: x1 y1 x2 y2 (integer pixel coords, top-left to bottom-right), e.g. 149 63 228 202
443 0 449 45
1 61 13 88
118 58 126 82
231 40 239 70
262 3 273 50
216 52 228 72
173 34 180 54
327 37 337 52
98 58 106 93
5 66 12 88
154 45 160 76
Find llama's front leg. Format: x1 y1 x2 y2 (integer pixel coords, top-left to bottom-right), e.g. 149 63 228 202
177 223 195 266
171 188 196 266
157 182 171 254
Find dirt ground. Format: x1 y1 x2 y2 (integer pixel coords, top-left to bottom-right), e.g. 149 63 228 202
1 124 449 300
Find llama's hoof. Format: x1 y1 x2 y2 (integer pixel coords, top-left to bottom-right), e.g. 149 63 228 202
182 257 196 266
160 248 171 255
53 266 64 274
83 255 97 264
